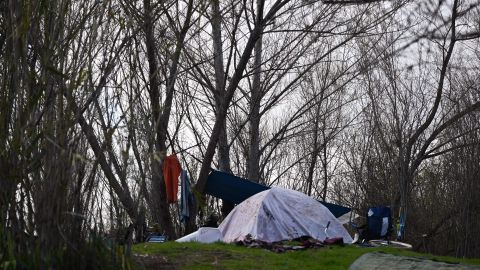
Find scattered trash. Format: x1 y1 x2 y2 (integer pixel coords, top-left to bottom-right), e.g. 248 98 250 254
324 237 344 246
235 234 328 253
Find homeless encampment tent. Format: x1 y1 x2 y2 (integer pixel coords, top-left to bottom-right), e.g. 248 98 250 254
218 187 353 243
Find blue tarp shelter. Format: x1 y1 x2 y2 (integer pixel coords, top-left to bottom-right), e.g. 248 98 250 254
204 169 351 218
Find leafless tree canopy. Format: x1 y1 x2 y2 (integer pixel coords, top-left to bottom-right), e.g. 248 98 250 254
1 0 480 263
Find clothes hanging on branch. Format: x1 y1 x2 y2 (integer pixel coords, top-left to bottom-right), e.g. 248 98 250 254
180 170 194 224
163 154 182 203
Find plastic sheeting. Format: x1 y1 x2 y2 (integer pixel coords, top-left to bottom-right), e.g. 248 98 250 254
218 187 353 243
175 227 223 243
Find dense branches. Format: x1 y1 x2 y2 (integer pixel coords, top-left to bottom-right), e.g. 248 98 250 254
1 0 480 263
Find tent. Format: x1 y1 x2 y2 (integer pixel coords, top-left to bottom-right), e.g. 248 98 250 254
205 169 351 218
218 187 353 243
176 227 223 243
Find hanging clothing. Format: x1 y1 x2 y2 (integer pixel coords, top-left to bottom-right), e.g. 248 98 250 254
163 154 182 203
180 170 193 224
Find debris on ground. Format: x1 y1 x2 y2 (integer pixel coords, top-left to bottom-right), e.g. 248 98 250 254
234 234 344 253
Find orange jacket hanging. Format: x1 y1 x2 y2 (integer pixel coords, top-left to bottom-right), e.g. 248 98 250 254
163 154 182 203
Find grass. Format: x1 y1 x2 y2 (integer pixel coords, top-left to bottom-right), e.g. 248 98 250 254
133 242 480 270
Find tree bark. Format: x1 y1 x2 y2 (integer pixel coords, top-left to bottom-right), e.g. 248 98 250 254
210 0 235 218
143 0 194 238
247 0 264 183
143 0 175 238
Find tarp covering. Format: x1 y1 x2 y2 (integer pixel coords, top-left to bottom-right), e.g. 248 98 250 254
175 227 223 243
204 170 269 204
319 201 351 219
204 169 351 218
218 187 353 243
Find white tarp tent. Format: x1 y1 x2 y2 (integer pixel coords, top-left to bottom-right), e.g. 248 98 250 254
176 227 223 243
218 187 353 243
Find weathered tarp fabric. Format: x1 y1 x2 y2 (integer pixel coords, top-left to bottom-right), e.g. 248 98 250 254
218 187 353 243
205 169 351 218
175 227 223 243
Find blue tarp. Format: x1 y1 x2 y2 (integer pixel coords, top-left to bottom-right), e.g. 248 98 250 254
204 169 351 218
205 170 269 204
320 201 351 219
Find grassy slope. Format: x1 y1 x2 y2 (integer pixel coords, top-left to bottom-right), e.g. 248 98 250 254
133 242 480 270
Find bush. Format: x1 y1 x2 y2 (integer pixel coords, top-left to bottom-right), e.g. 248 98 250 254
0 225 137 270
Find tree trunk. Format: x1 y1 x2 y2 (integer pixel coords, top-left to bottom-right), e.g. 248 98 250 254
143 0 176 238
211 0 234 219
321 124 329 201
189 0 291 233
306 117 320 197
247 0 264 184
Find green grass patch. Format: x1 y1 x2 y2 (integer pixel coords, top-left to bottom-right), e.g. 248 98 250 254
133 242 480 270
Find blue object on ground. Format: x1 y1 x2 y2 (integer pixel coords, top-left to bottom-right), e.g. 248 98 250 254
147 235 167 243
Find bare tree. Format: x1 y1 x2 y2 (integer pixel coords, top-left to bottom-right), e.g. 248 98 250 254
358 0 480 240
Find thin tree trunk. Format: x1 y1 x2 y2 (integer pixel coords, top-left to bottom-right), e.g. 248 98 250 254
143 0 194 238
321 128 328 201
188 6 270 232
65 86 139 224
211 0 230 173
211 0 235 219
247 0 264 183
143 0 175 238
194 0 289 193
